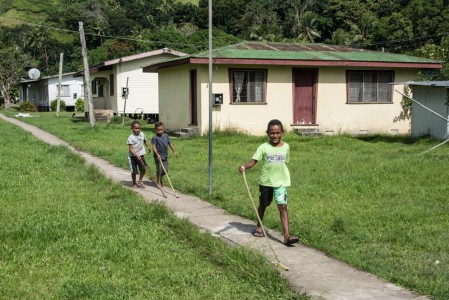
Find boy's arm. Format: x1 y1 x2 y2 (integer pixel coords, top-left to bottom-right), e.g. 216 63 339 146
129 144 141 160
169 143 178 158
152 144 160 159
239 159 257 173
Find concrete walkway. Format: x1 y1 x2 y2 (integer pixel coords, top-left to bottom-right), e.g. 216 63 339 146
1 113 430 300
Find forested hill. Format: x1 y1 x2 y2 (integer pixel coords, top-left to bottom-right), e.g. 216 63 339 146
1 0 449 78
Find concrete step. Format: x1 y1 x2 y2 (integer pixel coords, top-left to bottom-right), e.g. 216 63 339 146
181 127 198 136
173 131 190 139
296 127 321 136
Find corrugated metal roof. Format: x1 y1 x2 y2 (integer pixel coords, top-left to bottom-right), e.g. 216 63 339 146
142 41 444 72
191 42 441 64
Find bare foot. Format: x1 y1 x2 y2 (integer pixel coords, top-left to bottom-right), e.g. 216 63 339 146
137 181 145 189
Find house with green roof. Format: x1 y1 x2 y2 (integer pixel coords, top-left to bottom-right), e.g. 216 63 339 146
143 41 443 136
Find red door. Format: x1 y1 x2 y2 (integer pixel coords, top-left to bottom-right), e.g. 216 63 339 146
190 69 198 125
293 69 317 125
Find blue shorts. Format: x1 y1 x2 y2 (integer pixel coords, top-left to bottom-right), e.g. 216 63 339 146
259 185 288 206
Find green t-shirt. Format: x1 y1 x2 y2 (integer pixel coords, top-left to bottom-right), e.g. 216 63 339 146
252 142 291 187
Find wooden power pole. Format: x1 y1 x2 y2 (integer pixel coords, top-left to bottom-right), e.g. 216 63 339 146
56 52 63 117
79 21 95 126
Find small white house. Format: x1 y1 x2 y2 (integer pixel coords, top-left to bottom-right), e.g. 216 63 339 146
74 48 187 120
406 81 449 140
19 72 84 111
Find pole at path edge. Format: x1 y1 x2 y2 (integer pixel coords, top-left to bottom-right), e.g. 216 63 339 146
56 53 63 117
208 0 213 195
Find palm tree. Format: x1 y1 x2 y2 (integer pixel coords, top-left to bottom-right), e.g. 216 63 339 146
296 11 321 43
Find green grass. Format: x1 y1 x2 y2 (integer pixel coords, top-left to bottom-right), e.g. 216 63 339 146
0 115 303 299
2 110 449 299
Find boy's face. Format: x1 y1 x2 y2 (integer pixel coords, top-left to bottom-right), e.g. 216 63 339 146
267 124 283 145
155 125 164 136
132 124 141 135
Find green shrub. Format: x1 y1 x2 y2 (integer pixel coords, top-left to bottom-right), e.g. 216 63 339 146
75 98 84 112
19 101 37 112
50 99 66 111
109 116 123 124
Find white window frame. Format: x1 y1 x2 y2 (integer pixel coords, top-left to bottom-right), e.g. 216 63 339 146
61 85 70 97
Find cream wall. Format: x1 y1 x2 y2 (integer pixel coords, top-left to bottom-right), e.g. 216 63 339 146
316 67 416 135
158 64 193 131
159 64 420 136
197 64 295 135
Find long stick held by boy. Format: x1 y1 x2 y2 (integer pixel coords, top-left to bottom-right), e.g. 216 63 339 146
127 120 151 189
151 122 178 188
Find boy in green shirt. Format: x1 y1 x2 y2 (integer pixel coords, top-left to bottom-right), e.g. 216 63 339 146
240 119 299 246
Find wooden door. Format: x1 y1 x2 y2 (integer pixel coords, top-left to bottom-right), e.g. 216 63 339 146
190 69 198 125
293 69 317 125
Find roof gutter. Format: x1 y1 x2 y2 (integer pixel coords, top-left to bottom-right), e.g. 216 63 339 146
143 57 443 72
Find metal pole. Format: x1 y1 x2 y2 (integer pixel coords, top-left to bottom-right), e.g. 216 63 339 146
421 138 449 155
395 89 449 154
395 90 448 121
208 0 213 195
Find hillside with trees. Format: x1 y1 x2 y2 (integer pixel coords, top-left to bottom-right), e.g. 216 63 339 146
1 0 449 83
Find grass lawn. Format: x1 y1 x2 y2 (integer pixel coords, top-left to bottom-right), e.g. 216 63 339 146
0 115 303 299
2 110 449 299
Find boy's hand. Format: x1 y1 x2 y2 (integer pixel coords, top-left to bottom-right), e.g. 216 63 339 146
239 165 245 174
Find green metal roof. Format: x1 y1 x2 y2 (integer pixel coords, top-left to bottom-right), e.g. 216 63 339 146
191 42 441 64
143 41 443 71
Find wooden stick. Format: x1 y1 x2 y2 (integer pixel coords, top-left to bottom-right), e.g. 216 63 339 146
158 156 178 198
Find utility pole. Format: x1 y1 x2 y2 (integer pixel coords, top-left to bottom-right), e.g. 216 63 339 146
56 52 63 117
79 21 95 126
208 0 213 195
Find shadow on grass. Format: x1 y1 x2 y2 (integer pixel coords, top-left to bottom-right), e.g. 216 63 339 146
355 134 427 145
70 116 88 123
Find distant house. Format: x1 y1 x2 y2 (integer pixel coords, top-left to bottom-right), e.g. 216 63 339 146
19 72 84 111
74 48 187 120
143 41 442 136
404 81 449 140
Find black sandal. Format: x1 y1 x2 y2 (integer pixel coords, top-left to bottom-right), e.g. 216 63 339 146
284 236 299 246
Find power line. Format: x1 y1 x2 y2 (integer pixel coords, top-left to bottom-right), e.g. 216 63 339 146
349 32 449 48
1 15 448 50
0 16 203 50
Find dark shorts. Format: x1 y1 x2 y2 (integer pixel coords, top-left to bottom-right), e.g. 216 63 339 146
259 185 288 207
154 157 168 176
128 155 147 174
